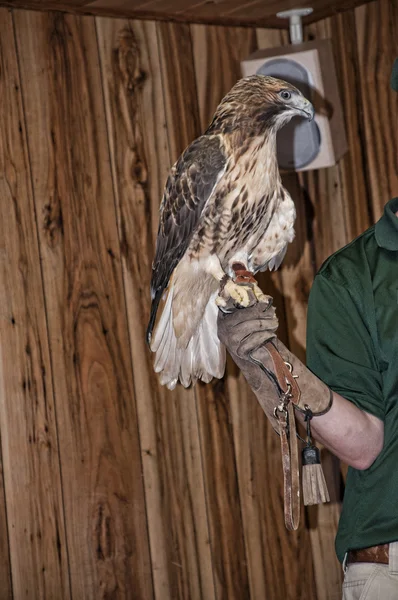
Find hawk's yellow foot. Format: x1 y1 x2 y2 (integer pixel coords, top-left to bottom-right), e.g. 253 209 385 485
216 279 253 308
215 273 272 309
230 261 271 304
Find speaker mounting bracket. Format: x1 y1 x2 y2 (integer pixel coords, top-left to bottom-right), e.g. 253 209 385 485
276 8 313 45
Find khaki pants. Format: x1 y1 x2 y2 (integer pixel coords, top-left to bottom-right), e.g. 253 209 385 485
342 542 398 599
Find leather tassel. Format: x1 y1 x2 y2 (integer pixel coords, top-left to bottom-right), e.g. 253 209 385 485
301 445 330 506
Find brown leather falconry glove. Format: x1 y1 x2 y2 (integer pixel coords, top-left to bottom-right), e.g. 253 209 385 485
217 296 333 530
217 298 333 425
217 298 282 428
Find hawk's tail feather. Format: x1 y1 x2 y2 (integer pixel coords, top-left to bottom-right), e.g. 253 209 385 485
151 286 225 389
152 287 175 366
146 290 162 346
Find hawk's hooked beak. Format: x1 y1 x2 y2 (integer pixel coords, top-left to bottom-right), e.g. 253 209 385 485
294 96 315 121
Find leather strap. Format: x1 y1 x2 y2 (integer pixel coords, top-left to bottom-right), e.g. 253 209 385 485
265 342 301 406
347 544 389 565
278 402 300 530
264 340 301 531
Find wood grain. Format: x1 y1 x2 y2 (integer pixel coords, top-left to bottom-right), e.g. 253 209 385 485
0 456 12 600
180 0 375 27
14 11 153 599
96 18 215 600
324 11 373 240
355 0 398 220
0 0 376 29
302 15 371 269
156 22 202 162
0 9 70 599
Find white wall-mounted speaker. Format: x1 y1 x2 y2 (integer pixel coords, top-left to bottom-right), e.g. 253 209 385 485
241 40 348 171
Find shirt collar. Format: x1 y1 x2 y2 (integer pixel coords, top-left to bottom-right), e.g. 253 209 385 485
375 198 398 251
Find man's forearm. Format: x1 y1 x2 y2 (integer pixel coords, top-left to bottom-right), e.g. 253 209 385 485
296 391 384 470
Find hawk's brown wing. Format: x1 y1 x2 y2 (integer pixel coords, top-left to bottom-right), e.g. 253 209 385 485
147 134 227 343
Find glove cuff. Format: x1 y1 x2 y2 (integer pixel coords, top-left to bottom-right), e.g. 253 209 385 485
247 339 333 531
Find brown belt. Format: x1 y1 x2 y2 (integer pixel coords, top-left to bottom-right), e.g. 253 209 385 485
347 544 389 565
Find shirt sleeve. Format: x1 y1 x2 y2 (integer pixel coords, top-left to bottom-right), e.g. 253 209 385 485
306 272 384 420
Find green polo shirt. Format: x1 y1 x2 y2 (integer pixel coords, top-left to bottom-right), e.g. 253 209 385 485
306 197 398 563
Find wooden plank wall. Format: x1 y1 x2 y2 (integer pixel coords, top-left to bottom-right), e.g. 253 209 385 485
0 1 397 598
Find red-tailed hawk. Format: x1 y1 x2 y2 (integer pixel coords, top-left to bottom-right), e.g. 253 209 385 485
147 75 314 390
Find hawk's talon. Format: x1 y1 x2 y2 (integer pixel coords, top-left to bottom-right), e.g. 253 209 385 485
215 295 227 308
252 283 272 305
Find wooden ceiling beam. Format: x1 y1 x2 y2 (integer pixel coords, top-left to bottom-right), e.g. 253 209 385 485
0 0 375 28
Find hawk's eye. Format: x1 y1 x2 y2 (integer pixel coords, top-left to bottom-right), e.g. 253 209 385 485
280 90 291 100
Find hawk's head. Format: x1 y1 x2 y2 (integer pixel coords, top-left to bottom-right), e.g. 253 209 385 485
207 75 314 135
